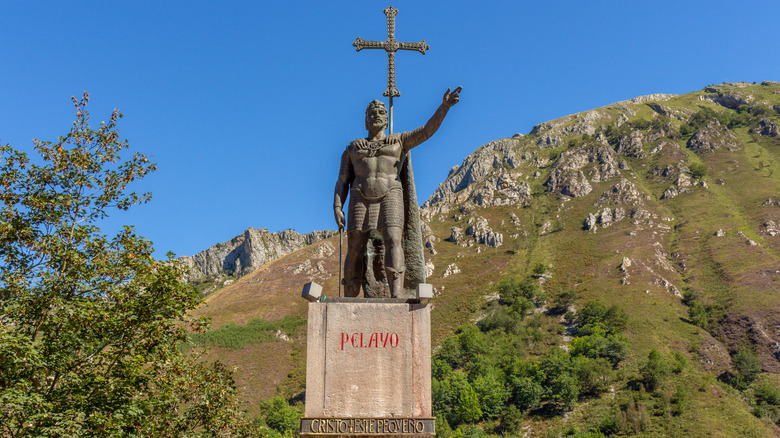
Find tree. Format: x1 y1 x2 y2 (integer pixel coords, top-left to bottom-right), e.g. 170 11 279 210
0 93 256 437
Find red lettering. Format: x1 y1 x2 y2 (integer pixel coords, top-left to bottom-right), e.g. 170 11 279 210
351 333 358 347
341 333 349 350
381 333 388 347
390 333 398 347
368 333 378 348
360 333 364 347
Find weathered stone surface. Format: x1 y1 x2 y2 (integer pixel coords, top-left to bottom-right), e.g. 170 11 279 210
304 302 431 418
762 220 779 237
687 119 741 153
530 110 610 148
595 179 645 206
701 88 755 109
422 139 516 216
583 206 630 231
466 217 503 247
751 118 780 137
646 102 693 121
445 227 464 244
178 228 335 281
661 186 679 200
615 130 646 158
442 263 460 278
546 142 622 197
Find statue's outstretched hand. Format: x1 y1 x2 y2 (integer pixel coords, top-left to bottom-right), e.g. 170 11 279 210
334 208 345 232
443 86 462 108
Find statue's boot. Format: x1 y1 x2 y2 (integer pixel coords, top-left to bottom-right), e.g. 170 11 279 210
344 279 361 297
387 268 405 298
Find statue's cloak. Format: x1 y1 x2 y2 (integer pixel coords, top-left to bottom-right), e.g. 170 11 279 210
399 152 427 292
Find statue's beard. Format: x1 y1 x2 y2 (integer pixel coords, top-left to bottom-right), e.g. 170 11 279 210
371 120 386 130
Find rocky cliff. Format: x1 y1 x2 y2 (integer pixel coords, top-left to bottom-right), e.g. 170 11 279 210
178 228 336 284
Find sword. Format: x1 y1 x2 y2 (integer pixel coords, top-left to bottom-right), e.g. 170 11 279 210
338 229 343 297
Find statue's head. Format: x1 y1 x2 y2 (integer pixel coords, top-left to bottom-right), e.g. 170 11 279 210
365 100 388 131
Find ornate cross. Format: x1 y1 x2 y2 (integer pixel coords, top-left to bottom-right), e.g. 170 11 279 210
353 5 429 133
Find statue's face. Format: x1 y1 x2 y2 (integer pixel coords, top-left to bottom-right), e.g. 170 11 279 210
365 105 387 131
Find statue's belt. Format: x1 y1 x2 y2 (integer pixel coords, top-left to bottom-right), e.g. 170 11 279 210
351 186 402 202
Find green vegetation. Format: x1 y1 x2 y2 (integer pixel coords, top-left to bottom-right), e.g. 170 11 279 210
190 315 306 350
432 272 632 436
0 93 258 436
257 396 303 437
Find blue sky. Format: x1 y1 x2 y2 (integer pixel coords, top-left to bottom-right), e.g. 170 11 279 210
1 1 778 258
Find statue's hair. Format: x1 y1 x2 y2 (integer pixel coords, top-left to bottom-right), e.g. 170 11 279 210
365 100 386 115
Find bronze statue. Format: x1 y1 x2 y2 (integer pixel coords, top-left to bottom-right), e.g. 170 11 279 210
334 87 461 298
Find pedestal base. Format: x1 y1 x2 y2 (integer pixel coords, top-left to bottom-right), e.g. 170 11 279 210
302 298 433 436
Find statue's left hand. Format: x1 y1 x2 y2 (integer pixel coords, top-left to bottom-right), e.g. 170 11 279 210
443 86 462 108
351 138 369 150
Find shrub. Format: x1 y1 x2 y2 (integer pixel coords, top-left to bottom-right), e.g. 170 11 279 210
573 356 614 397
732 350 762 390
672 351 688 373
640 349 670 392
499 405 524 436
753 377 780 406
577 302 628 335
258 396 302 434
497 278 538 314
532 262 548 276
690 163 708 180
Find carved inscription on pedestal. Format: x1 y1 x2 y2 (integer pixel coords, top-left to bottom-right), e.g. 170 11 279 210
300 417 435 436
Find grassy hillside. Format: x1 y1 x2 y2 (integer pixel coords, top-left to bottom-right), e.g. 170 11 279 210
192 82 780 436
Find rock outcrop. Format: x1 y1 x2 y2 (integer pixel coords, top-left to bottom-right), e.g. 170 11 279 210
615 130 647 158
687 119 741 153
178 228 336 281
751 118 780 137
701 88 755 109
546 142 623 197
422 139 521 216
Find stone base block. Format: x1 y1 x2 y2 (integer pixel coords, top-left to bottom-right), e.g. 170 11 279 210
303 298 432 436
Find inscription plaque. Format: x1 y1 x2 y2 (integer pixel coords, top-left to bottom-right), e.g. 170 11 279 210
301 417 435 436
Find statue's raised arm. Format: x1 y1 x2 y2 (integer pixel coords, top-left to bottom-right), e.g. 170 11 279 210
400 86 462 151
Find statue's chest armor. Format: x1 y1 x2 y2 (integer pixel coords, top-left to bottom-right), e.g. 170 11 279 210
352 140 403 176
353 139 402 160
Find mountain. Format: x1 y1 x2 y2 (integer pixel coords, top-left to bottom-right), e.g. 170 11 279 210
178 227 335 295
190 82 780 436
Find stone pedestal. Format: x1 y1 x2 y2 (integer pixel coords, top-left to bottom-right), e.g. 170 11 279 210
302 298 433 437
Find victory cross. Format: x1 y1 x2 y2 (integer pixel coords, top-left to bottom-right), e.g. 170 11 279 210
334 5 461 298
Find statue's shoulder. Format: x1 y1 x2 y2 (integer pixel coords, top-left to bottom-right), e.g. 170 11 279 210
347 138 365 150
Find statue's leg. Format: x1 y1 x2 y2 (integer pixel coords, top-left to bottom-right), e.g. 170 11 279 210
344 230 368 297
382 226 405 298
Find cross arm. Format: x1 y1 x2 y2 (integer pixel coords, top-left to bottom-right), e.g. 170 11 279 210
353 37 385 52
398 40 429 55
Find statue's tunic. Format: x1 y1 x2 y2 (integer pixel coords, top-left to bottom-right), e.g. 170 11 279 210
340 133 408 232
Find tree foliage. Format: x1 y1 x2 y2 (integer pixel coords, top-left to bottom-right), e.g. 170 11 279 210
0 93 256 437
